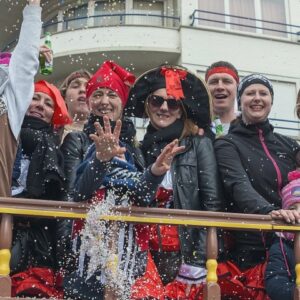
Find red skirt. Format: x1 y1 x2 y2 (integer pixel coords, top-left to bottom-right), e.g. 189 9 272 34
164 280 204 299
217 260 270 300
131 252 164 300
131 252 204 300
11 267 63 298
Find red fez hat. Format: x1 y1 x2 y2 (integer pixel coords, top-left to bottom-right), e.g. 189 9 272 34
86 60 136 107
34 80 72 126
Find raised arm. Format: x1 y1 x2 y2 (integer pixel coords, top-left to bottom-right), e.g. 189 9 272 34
28 0 41 5
74 117 183 204
5 0 42 139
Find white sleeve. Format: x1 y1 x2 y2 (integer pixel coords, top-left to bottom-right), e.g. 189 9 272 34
5 4 42 140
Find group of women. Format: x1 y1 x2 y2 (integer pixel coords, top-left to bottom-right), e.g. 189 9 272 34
61 62 299 300
2 16 300 297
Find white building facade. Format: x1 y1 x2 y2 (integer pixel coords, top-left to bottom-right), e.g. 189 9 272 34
1 0 299 138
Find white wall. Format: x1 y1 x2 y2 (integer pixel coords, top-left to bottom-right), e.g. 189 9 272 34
178 25 300 136
269 81 300 137
50 25 180 57
180 27 300 79
288 0 300 27
38 0 300 137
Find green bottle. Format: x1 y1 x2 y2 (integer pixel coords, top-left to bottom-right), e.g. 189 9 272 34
39 32 53 75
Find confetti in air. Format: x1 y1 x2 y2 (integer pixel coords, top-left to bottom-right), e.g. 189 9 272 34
78 190 134 300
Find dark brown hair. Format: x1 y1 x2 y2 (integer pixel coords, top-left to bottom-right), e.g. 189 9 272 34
59 69 92 98
205 61 239 80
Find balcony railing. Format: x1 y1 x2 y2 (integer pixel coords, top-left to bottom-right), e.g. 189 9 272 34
43 13 180 35
1 197 300 299
270 118 300 139
190 9 300 38
1 13 180 52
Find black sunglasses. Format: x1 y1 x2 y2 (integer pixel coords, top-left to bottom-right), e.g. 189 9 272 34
148 95 181 111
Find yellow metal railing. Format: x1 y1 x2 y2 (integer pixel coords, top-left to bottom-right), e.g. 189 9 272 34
1 197 300 299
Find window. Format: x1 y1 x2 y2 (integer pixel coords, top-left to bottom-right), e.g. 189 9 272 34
198 0 225 28
43 16 58 34
197 0 287 37
94 0 126 26
229 0 256 33
64 4 88 30
132 0 164 26
261 0 287 37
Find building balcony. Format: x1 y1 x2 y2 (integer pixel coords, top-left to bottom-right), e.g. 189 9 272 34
42 13 181 82
1 11 181 83
44 12 180 33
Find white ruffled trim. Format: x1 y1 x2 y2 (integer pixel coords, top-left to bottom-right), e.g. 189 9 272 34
176 264 207 284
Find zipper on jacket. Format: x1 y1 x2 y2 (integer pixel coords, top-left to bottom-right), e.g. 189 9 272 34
258 128 283 197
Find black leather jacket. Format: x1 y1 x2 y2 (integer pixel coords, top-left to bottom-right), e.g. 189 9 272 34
171 135 223 267
61 127 145 201
60 131 91 201
58 127 145 273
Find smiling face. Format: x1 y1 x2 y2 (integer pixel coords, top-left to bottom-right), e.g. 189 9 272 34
147 88 183 129
207 73 237 115
65 77 90 120
26 92 55 124
89 87 123 121
241 83 272 124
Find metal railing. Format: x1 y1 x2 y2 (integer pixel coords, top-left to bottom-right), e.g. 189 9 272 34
190 9 300 37
270 118 300 140
1 197 300 299
43 12 180 33
1 13 180 52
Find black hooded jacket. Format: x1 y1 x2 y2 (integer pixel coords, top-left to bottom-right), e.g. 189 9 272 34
214 118 299 268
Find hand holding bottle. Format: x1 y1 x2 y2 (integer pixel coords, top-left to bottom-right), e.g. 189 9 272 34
39 45 52 65
39 33 53 75
28 0 40 5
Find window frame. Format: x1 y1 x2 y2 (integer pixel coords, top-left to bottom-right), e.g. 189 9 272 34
198 0 290 38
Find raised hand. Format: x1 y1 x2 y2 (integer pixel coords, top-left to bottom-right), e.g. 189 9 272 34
39 45 52 64
151 139 185 176
28 0 40 5
89 116 126 162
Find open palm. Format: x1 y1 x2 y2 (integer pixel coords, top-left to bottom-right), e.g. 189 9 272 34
151 139 185 176
89 116 126 162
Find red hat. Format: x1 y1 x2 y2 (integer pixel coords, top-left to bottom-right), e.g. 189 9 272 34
86 60 136 107
34 80 72 126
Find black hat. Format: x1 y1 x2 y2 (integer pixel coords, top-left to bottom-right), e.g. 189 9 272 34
237 74 274 108
124 65 212 127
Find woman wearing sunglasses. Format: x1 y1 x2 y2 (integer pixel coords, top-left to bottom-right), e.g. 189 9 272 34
125 65 223 299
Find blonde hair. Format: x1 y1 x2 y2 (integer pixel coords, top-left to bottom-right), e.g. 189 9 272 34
181 118 199 138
